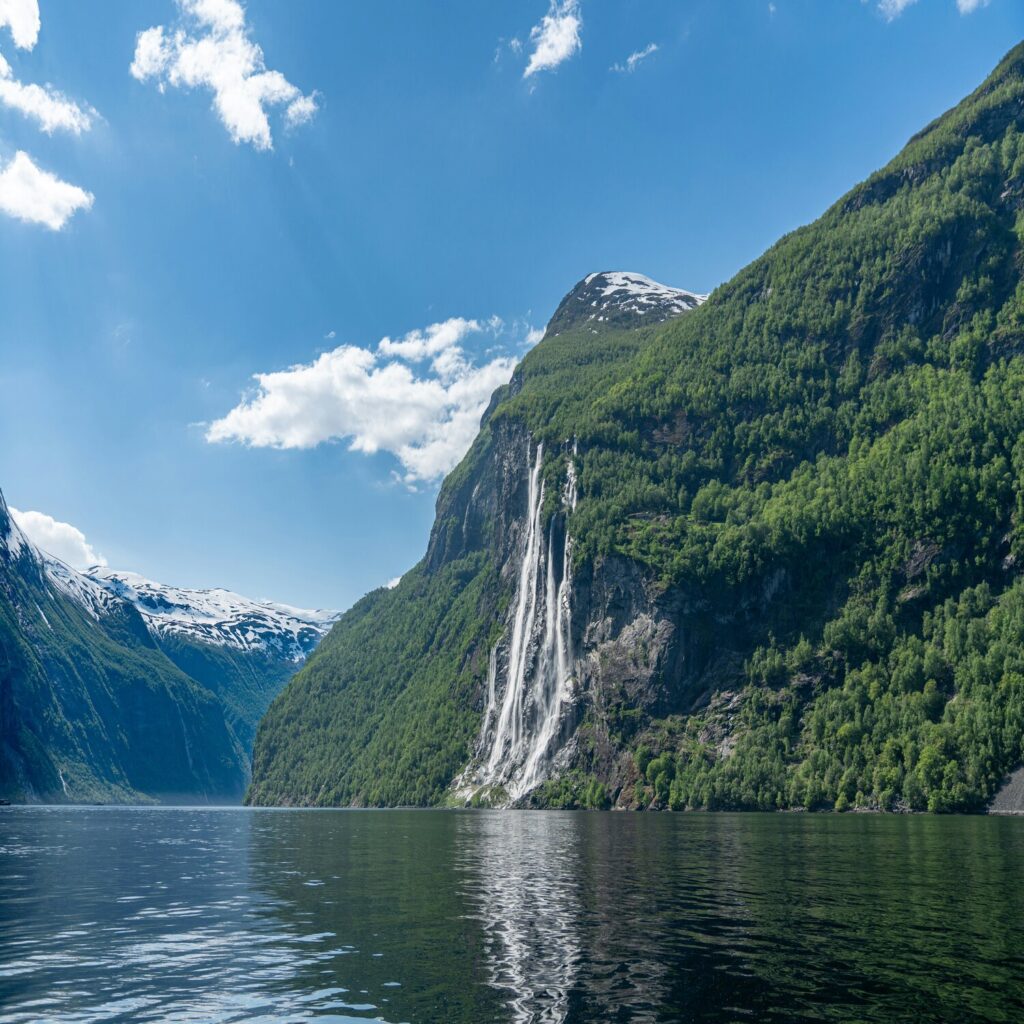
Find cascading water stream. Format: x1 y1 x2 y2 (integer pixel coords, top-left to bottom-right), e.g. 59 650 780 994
473 441 578 800
519 457 576 795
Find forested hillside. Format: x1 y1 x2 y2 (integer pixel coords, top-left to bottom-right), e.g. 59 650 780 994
249 42 1024 814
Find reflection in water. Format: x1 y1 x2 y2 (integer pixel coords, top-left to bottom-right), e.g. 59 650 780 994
456 812 582 1022
1 808 1024 1023
0 808 384 1023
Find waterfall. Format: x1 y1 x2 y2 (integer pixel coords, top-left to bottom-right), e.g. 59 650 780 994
471 441 578 801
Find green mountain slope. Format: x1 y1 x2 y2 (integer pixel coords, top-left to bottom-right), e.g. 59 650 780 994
249 42 1024 813
81 568 338 758
0 496 245 803
154 633 302 754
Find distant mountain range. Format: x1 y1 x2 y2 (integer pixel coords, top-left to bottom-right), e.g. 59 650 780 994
0 494 337 803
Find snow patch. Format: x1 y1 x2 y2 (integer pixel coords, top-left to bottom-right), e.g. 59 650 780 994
84 568 339 661
581 271 707 320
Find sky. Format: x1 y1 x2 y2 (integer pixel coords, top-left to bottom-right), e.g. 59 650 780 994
0 0 1021 611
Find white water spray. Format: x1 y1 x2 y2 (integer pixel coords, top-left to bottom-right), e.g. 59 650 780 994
472 442 578 801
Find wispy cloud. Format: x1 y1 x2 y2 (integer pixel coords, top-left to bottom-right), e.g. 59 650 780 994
877 0 917 19
610 42 658 74
0 151 93 229
878 0 987 19
10 506 106 568
0 52 94 133
524 0 582 79
131 0 318 151
206 318 536 485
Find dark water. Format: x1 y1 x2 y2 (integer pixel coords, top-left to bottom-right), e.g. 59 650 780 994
1 809 1022 1023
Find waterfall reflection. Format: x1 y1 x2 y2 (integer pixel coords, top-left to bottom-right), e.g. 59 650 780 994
456 811 583 1023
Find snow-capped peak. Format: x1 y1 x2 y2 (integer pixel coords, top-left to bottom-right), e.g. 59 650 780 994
1 485 338 664
0 495 30 563
546 270 708 337
582 271 707 317
84 567 340 661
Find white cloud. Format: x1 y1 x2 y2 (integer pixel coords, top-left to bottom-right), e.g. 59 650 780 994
284 92 317 128
956 0 988 11
525 326 545 346
610 42 658 74
0 53 94 133
131 0 318 151
0 2 95 227
386 576 401 589
524 0 582 79
0 151 93 229
378 317 482 366
10 507 107 568
877 0 917 20
207 318 521 484
0 0 39 50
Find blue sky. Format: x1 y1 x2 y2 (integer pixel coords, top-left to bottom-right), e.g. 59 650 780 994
0 0 1021 610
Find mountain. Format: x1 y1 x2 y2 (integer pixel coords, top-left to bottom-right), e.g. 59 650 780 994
546 271 706 335
0 495 337 803
84 568 338 751
0 492 242 803
248 43 1024 814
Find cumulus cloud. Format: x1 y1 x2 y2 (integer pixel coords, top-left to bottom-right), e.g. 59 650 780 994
956 0 988 11
377 317 485 375
10 507 107 568
0 0 39 50
610 42 658 74
0 52 94 133
207 318 523 484
131 0 318 151
877 0 917 18
524 0 582 79
0 150 93 229
0 1 95 227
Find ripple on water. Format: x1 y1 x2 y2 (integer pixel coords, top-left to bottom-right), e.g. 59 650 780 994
0 807 1023 1024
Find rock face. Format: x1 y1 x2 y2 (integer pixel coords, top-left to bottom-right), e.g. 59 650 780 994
441 423 771 807
990 766 1024 813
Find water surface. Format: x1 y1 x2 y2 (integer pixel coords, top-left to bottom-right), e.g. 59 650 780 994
0 807 1021 1023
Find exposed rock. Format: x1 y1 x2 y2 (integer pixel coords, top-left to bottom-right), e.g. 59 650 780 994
990 765 1024 814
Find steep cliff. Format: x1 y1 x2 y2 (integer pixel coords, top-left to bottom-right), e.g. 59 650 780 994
249 43 1024 812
